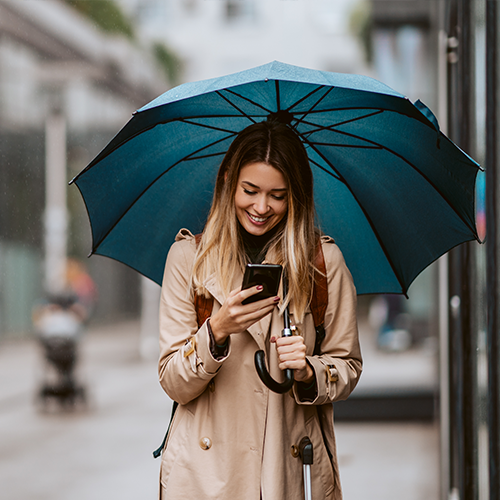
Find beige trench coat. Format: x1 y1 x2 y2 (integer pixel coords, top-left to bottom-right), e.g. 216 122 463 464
158 229 362 500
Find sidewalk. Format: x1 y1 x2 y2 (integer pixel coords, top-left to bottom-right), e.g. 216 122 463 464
0 320 439 500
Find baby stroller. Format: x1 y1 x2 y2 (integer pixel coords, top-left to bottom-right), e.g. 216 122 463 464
33 293 87 410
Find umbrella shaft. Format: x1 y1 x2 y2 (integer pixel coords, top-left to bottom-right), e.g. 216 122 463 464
303 464 312 500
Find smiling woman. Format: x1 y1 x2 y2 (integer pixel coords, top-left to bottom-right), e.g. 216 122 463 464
157 119 362 500
192 120 317 319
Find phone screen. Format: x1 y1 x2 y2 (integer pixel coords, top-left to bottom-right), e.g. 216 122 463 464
241 264 282 305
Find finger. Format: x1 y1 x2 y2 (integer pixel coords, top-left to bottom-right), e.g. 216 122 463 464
238 304 276 325
226 292 275 316
278 359 308 371
237 297 279 316
277 350 306 363
277 344 306 357
276 336 304 347
228 286 243 296
239 285 264 300
276 339 305 351
239 287 281 306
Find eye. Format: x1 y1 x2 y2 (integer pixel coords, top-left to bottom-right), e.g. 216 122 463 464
271 194 286 201
243 188 256 195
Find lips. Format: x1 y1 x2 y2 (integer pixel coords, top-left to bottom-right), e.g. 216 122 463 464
247 212 271 224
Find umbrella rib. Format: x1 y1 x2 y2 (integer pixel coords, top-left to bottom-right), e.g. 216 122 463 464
216 91 268 122
286 85 330 114
91 132 237 253
300 135 407 294
222 88 274 114
178 118 247 135
299 110 385 136
300 106 390 115
74 112 275 179
184 151 227 161
307 142 380 149
308 157 343 181
309 127 479 237
290 87 334 131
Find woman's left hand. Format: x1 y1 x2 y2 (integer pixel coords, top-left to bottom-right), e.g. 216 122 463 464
271 335 315 383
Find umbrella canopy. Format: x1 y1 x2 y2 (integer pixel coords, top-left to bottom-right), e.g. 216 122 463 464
71 61 480 295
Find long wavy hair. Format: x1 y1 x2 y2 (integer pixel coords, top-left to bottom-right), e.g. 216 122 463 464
191 119 317 322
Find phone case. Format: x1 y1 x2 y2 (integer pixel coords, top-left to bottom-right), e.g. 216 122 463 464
241 264 282 304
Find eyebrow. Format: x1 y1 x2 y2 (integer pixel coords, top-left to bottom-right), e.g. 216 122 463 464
242 181 287 192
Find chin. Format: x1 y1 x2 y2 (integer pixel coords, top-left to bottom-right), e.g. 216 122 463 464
248 224 273 236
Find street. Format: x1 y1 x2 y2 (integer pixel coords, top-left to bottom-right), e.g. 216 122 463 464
0 321 439 500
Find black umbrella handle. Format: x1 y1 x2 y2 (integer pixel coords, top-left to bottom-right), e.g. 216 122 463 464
254 274 294 394
254 350 294 394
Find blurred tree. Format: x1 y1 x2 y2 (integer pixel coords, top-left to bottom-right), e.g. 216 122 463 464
350 1 372 63
62 0 134 39
153 42 183 85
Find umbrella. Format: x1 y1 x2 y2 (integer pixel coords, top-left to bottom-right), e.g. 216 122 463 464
71 61 480 296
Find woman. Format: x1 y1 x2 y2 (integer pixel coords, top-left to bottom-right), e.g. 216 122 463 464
158 119 362 500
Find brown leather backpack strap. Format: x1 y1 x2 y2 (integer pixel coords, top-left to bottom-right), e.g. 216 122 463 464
310 239 328 329
310 239 328 355
193 233 214 328
194 293 213 328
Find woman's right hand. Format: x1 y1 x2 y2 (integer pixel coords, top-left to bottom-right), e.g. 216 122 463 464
209 286 279 344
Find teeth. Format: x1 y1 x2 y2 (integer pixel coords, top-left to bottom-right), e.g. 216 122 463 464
249 213 268 223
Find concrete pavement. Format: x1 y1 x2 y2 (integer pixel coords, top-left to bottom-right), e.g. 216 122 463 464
0 320 439 499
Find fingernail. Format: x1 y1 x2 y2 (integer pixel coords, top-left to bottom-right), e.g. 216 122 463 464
257 285 263 291
274 296 280 302
270 336 276 342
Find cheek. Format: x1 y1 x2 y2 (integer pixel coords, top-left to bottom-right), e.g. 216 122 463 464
276 201 288 217
234 191 246 210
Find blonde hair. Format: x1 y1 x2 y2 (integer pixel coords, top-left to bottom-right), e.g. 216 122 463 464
191 120 317 322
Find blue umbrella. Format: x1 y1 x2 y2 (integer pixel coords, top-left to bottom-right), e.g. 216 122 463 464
71 61 480 295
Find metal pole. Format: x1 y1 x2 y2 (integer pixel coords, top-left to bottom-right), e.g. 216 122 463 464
486 1 499 498
461 1 479 498
44 110 67 295
437 7 451 493
447 0 479 498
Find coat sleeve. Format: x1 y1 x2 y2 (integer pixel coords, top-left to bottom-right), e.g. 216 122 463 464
158 239 230 405
292 241 362 405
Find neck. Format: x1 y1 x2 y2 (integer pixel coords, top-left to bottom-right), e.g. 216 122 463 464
238 222 282 263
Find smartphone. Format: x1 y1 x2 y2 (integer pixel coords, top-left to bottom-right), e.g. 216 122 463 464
241 264 282 305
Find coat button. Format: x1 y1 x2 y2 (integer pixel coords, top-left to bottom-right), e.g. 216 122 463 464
290 444 300 458
200 437 212 450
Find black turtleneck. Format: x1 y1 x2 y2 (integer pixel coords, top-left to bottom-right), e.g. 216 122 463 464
239 221 283 263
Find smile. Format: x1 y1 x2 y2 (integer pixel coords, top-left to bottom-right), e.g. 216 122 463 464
247 212 271 224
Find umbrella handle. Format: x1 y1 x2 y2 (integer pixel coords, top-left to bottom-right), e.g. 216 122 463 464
254 350 294 394
254 272 294 393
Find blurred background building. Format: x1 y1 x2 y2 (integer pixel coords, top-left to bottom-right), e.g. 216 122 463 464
0 0 169 336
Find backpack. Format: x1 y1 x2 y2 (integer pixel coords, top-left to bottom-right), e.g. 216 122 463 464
153 236 328 458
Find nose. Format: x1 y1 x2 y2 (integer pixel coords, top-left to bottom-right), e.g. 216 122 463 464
254 195 268 215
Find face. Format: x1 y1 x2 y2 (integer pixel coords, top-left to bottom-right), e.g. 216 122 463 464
234 162 288 236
